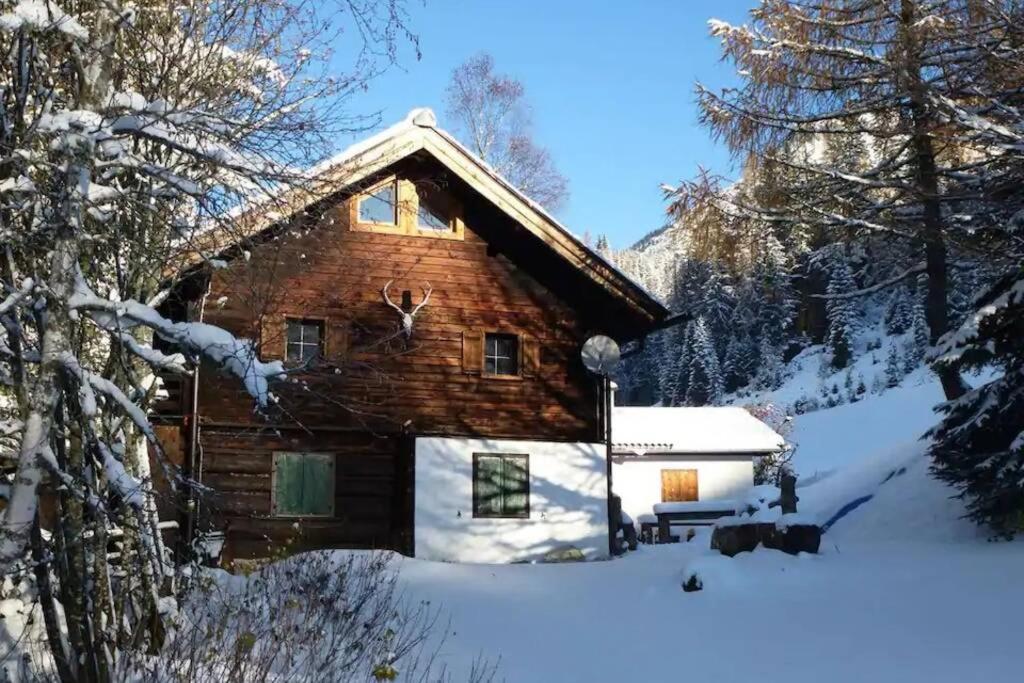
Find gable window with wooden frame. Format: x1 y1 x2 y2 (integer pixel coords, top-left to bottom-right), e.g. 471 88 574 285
272 452 335 517
356 179 398 226
350 176 464 240
473 453 529 519
414 184 456 235
285 318 324 365
483 333 519 377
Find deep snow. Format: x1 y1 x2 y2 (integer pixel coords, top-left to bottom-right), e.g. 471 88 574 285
391 441 1022 682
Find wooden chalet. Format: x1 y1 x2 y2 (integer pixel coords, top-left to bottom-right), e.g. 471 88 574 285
154 108 668 564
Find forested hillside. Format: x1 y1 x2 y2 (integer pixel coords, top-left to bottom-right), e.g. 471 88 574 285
603 2 1022 422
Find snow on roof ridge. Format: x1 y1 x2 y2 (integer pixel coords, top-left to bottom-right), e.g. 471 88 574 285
406 107 437 127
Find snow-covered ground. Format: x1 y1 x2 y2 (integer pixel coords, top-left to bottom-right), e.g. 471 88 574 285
392 439 1022 682
788 366 946 482
380 372 1020 681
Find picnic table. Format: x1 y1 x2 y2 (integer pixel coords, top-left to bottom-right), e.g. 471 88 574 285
649 500 739 544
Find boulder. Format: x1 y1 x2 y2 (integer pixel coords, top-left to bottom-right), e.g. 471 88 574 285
768 524 822 555
711 521 822 556
710 523 775 557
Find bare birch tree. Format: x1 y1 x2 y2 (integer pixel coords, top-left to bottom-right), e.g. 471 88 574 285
443 52 569 211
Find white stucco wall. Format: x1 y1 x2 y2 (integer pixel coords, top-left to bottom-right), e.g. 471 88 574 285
611 453 754 521
415 437 609 564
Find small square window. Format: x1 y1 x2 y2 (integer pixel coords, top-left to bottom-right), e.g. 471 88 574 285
358 182 397 224
272 452 335 517
473 453 529 518
484 333 519 376
286 319 323 364
416 186 453 233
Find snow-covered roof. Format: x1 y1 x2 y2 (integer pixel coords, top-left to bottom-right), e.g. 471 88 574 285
203 108 668 327
612 406 785 455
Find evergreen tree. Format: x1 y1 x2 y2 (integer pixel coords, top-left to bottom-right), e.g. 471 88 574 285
654 329 681 406
722 331 758 393
825 253 858 369
884 285 913 335
885 343 903 388
930 269 1024 537
754 335 785 391
687 1 1024 400
907 283 931 367
685 318 723 406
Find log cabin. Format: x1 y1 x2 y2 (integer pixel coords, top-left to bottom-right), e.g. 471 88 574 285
154 108 669 564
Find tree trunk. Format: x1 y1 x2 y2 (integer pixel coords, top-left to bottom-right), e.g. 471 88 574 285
900 0 967 401
31 516 79 683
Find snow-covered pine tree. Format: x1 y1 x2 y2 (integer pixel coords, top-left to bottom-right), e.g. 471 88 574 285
824 252 858 369
929 269 1024 537
885 343 903 388
656 325 690 406
679 0 1024 401
722 331 757 393
754 334 785 391
885 285 913 335
684 317 723 406
908 282 931 367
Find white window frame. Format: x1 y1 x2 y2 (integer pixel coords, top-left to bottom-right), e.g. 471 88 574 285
285 318 323 364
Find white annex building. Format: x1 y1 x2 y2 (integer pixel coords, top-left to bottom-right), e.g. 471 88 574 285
611 406 785 521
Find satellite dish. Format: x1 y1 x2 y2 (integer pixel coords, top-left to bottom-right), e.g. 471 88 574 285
581 335 620 376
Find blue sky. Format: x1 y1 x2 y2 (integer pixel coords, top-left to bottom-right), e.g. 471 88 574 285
333 1 754 249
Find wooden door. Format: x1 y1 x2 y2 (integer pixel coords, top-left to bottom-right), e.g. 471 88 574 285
661 469 699 502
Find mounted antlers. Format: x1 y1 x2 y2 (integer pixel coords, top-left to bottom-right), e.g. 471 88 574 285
382 280 432 338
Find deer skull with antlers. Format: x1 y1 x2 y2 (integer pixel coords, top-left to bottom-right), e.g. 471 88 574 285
382 280 432 338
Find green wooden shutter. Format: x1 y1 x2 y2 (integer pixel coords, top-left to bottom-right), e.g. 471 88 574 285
503 456 529 517
274 452 304 515
302 453 334 516
474 456 502 517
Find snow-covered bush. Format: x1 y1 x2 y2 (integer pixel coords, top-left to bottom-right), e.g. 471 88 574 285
118 551 496 683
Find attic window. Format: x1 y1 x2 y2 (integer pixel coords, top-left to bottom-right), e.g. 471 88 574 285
416 186 453 233
357 181 397 225
351 177 463 240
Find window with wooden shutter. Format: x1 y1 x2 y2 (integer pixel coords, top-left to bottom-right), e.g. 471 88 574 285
660 469 699 503
472 453 529 518
326 320 349 361
260 315 286 359
522 337 541 377
272 452 335 517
